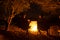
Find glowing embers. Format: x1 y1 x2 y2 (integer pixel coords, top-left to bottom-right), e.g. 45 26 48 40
28 21 38 35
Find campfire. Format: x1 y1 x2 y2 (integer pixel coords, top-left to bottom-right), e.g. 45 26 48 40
28 21 38 35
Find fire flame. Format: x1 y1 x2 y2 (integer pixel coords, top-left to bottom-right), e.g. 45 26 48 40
28 21 38 35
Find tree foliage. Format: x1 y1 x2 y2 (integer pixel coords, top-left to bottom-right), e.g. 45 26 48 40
0 0 60 30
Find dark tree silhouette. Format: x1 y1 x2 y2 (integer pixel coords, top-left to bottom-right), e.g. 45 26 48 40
11 12 29 30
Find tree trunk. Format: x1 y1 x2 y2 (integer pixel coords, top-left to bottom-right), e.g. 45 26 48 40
7 14 14 31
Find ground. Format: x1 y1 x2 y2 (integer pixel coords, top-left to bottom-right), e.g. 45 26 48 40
0 25 60 40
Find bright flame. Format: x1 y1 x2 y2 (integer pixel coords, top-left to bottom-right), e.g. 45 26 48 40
29 24 38 32
28 21 38 35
